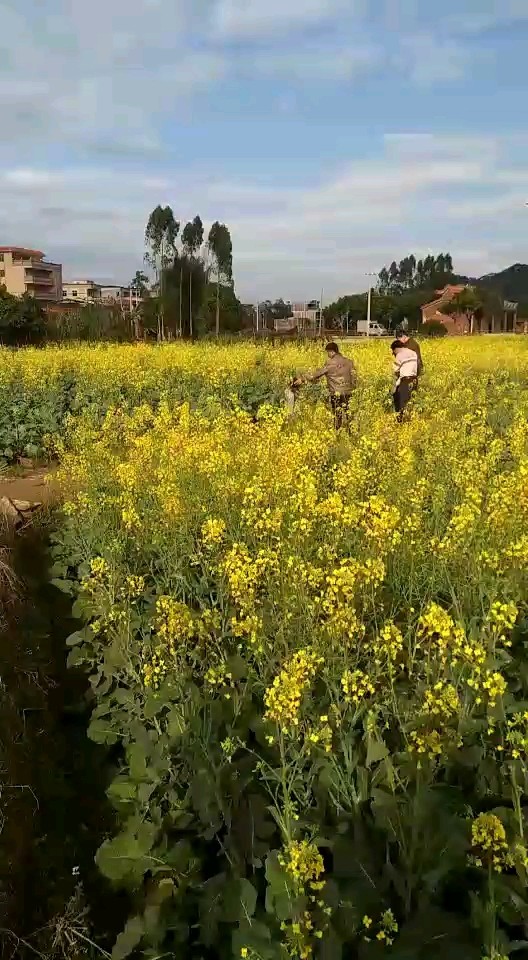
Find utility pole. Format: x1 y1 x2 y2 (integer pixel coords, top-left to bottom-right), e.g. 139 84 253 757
129 284 134 339
319 288 324 338
365 272 377 339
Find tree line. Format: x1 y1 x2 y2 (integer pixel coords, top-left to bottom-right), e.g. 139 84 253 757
142 205 247 340
324 251 503 333
378 252 454 293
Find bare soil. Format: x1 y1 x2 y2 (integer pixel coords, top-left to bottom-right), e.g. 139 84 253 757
0 467 57 506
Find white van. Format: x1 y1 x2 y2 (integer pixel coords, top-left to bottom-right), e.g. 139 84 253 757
357 320 388 337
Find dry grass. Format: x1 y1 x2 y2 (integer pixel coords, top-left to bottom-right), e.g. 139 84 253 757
0 520 18 622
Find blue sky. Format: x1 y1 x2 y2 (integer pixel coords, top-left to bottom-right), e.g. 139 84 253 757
1 0 528 301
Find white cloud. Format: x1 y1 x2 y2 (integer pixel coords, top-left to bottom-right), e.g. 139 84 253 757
446 0 528 34
3 169 61 188
211 0 351 39
0 2 526 301
1 134 524 299
0 0 221 154
399 32 469 86
256 41 381 81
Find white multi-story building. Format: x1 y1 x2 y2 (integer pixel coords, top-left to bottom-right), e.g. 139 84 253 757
292 300 321 330
62 280 102 303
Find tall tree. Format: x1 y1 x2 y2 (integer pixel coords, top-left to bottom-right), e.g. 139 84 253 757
378 266 390 292
204 283 245 333
129 270 149 295
182 216 204 339
397 255 416 289
208 222 233 337
145 205 179 340
423 254 436 284
389 261 399 289
163 252 207 338
378 251 455 294
127 271 149 339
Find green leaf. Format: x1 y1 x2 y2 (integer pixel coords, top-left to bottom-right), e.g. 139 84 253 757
66 629 88 647
67 646 89 668
88 717 120 745
240 878 257 919
107 779 137 805
223 877 257 922
96 837 137 882
366 735 388 767
143 692 165 720
227 652 248 681
96 821 157 882
232 919 279 960
72 597 91 619
128 741 148 781
265 851 294 921
51 577 74 595
112 915 144 960
138 782 156 805
167 706 186 739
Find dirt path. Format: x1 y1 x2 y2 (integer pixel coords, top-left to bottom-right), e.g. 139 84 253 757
0 468 57 505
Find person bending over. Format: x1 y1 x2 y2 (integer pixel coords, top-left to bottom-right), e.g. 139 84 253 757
294 342 357 430
395 327 424 379
391 340 418 423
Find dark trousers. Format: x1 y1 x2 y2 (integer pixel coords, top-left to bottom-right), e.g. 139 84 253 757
330 394 350 430
393 377 417 422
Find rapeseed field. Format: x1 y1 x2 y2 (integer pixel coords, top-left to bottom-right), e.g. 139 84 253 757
42 336 528 959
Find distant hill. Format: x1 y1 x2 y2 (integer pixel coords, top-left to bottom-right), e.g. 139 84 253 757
456 263 528 310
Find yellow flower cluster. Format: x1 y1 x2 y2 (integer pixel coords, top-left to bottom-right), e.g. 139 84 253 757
142 649 169 689
121 575 146 599
470 813 511 873
305 716 333 753
362 909 399 947
341 668 375 705
278 840 328 958
221 543 278 616
279 839 325 893
486 600 518 642
201 517 226 546
264 649 323 731
373 621 404 666
422 681 460 720
153 596 195 652
417 603 465 662
497 711 528 761
408 728 444 761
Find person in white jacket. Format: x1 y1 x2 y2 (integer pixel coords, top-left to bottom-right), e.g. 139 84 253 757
391 340 418 422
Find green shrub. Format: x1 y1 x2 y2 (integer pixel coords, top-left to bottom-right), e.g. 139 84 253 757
421 320 448 338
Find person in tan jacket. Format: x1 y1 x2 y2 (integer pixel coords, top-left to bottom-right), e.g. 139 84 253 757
294 342 357 429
